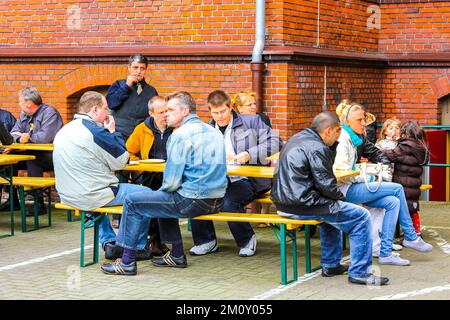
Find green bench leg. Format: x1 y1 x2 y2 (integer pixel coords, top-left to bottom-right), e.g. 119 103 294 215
67 209 80 222
187 217 191 231
80 212 102 267
20 187 52 233
19 186 27 233
303 225 321 273
305 225 311 273
9 166 14 236
279 224 298 285
47 188 52 227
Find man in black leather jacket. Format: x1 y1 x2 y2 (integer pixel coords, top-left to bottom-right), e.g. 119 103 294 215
271 111 389 286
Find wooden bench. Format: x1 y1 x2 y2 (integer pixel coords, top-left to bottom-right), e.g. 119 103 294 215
54 203 321 285
0 177 54 232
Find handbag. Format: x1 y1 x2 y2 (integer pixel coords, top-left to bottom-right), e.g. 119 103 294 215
355 162 392 193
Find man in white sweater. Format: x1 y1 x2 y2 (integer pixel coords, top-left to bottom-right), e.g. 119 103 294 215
53 91 152 260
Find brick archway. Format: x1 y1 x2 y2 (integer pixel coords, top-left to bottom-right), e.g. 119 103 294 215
429 74 450 101
56 65 127 97
55 65 127 122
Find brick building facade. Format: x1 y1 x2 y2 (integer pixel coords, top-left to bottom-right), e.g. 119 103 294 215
1 0 450 139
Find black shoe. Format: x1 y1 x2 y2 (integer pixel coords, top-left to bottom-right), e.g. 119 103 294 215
0 200 21 211
151 251 187 268
148 241 170 256
101 258 137 276
136 247 153 261
348 273 389 286
321 264 349 277
104 242 124 260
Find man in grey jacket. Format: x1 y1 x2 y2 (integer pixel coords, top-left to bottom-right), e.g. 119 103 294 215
5 87 63 214
189 90 281 257
53 91 152 261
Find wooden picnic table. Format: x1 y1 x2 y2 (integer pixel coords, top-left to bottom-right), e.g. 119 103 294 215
123 161 359 181
0 143 54 151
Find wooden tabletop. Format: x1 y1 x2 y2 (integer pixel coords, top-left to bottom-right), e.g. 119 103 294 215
123 161 359 180
0 143 54 151
0 154 36 166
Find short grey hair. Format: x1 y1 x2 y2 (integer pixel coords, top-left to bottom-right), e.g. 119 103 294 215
312 111 341 134
128 54 148 67
148 96 166 112
166 91 196 113
20 87 42 106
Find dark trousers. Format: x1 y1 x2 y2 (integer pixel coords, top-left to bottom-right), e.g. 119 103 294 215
116 191 223 250
190 179 256 248
16 150 54 177
116 170 164 244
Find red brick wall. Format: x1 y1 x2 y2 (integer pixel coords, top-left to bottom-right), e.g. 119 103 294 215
380 2 450 53
0 62 251 123
280 0 379 52
382 68 448 124
0 0 377 50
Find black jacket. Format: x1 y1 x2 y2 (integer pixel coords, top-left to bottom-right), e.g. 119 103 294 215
271 128 345 215
357 137 390 164
0 121 13 145
106 79 158 141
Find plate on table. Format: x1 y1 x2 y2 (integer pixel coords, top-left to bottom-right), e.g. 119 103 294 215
139 159 166 164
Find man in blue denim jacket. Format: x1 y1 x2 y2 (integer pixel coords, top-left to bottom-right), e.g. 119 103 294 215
101 91 228 275
189 90 281 258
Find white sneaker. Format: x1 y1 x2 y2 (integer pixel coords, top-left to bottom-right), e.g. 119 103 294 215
392 243 403 251
402 237 433 252
189 239 218 256
373 251 399 258
239 234 257 257
379 254 410 266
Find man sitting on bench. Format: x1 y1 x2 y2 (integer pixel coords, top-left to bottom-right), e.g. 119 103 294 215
101 91 228 275
271 111 389 286
53 91 153 261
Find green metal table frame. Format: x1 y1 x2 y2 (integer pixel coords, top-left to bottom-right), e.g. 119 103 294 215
18 186 52 232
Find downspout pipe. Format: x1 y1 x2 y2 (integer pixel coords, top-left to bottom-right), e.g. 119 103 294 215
251 0 265 113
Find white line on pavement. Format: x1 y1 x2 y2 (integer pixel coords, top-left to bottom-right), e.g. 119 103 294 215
422 225 450 230
0 245 93 272
372 284 450 300
422 226 450 254
250 255 351 300
250 270 322 300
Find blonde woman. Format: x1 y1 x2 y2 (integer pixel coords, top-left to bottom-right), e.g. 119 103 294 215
231 90 272 127
333 100 432 266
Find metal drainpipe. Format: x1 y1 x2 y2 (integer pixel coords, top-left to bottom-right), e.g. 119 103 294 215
251 0 265 113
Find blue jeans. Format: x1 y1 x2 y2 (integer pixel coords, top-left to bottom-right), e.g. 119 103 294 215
190 179 255 247
98 183 151 250
345 182 418 257
115 190 223 250
283 201 372 278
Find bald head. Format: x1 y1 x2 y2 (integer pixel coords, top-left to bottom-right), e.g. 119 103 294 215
312 111 342 146
312 111 340 133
